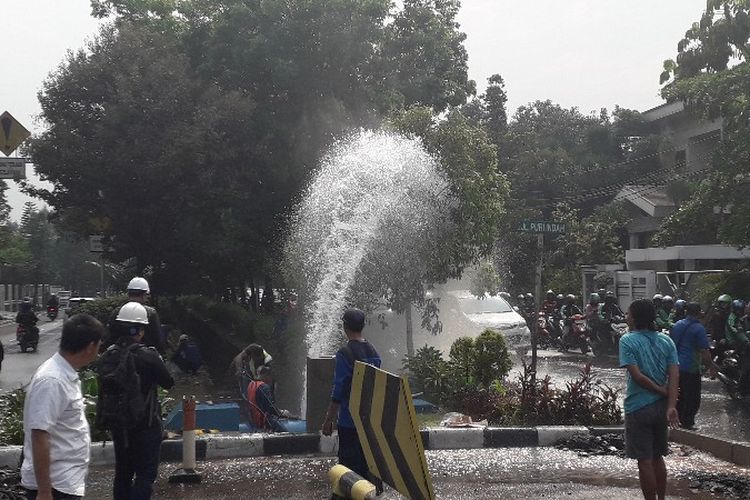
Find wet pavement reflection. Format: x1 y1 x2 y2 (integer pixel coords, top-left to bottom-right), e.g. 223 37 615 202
84 447 748 499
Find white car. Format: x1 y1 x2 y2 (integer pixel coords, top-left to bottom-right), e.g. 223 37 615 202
447 290 531 352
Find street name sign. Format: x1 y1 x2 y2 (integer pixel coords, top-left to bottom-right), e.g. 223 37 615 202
519 220 567 234
0 157 26 179
0 111 31 156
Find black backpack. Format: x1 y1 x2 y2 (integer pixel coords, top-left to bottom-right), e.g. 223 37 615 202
95 343 147 431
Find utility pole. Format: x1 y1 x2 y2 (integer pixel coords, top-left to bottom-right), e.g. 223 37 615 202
532 233 543 385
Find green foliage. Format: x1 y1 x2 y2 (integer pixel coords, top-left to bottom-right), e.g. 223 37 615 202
660 1 750 84
473 330 512 388
32 0 477 295
402 346 450 402
0 389 25 446
404 330 512 402
76 295 129 326
449 363 622 426
691 268 750 308
469 262 502 297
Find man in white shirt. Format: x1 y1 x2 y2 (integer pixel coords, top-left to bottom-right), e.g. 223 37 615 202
21 314 104 500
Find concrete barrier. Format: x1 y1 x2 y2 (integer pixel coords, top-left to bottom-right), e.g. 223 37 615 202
537 426 589 446
484 427 539 448
670 429 735 462
0 446 21 468
204 434 264 459
428 428 484 450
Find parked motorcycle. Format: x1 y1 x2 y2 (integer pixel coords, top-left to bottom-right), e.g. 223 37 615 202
560 313 589 354
589 316 628 358
47 306 58 321
16 323 39 353
715 347 747 400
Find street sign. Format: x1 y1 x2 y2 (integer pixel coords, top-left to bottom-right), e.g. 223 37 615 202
89 235 105 253
0 111 31 156
519 220 567 234
349 362 435 500
0 157 26 179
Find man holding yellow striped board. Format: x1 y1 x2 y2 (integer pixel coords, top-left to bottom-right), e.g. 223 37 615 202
321 308 383 495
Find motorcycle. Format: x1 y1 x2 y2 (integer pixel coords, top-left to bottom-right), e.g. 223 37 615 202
535 312 557 349
589 316 628 358
16 323 39 353
715 346 747 400
47 306 58 321
560 313 589 354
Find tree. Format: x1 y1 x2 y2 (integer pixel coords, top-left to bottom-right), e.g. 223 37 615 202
655 1 750 246
30 1 478 295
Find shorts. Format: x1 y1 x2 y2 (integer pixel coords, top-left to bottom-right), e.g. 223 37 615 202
625 398 668 460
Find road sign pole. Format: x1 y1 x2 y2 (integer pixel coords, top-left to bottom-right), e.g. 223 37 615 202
532 233 543 386
100 252 105 297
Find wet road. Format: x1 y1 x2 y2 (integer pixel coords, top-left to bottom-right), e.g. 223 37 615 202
0 318 62 392
526 348 750 443
84 446 747 499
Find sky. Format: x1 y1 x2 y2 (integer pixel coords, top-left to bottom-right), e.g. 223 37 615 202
1 0 707 221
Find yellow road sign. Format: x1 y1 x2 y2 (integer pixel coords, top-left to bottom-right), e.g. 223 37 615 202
0 111 31 156
349 361 435 500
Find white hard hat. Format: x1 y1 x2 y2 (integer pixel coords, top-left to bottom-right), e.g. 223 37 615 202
127 277 150 293
116 302 149 324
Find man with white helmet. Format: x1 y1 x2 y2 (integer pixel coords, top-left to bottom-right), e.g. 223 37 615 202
98 301 174 500
115 277 165 355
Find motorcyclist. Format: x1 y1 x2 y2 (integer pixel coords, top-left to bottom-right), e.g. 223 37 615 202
585 293 600 326
707 294 732 343
15 297 40 345
521 293 536 330
541 290 558 316
46 294 59 309
560 294 582 335
16 298 38 327
599 291 624 321
726 299 748 351
671 299 687 323
654 294 674 331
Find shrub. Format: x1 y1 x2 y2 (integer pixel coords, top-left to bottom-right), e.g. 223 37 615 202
76 295 128 325
474 329 512 388
448 361 622 426
403 346 450 402
0 389 25 446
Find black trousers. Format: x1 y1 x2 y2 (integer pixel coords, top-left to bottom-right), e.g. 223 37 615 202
23 488 81 500
676 371 702 428
112 423 163 500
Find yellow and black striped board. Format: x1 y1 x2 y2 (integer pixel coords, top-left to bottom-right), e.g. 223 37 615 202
349 361 435 500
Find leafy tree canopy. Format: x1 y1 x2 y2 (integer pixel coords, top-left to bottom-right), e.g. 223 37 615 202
655 1 750 247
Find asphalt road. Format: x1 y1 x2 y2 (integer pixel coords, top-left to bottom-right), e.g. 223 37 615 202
83 446 746 499
0 316 62 392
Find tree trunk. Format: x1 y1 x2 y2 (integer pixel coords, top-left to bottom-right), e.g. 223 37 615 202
405 302 414 358
250 277 258 312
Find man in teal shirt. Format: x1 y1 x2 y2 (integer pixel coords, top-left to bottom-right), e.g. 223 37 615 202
619 299 680 500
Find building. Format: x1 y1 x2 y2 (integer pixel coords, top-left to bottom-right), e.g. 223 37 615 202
614 101 747 290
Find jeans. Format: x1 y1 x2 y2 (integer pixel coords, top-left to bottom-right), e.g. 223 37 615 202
676 371 702 428
112 423 163 500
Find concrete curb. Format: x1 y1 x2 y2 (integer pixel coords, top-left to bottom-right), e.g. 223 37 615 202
5 426 749 469
669 428 750 467
0 426 623 468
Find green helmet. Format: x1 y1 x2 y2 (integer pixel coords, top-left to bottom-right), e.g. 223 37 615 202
718 294 733 304
589 293 600 303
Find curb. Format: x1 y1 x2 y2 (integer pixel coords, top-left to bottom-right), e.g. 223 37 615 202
669 428 750 467
0 426 623 468
5 426 748 469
